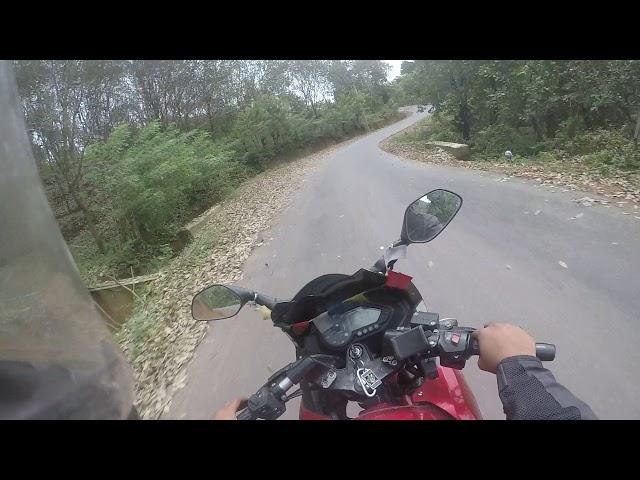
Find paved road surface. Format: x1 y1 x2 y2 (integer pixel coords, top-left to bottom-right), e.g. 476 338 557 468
167 107 640 420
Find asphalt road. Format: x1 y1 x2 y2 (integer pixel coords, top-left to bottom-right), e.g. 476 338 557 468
167 107 640 420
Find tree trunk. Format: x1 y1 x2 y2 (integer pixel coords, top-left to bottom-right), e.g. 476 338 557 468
130 214 144 242
206 102 216 133
579 104 593 129
459 103 471 142
68 187 105 253
544 112 557 139
530 116 544 141
634 106 640 144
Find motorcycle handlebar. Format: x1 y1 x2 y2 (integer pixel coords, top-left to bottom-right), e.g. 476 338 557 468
227 286 278 310
255 292 277 310
468 339 556 361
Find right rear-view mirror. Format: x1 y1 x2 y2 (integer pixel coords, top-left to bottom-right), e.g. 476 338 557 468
400 189 462 244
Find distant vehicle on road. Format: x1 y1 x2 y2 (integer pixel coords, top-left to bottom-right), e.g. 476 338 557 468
417 105 425 112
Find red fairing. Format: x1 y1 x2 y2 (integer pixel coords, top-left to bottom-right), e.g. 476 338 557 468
385 270 413 290
453 369 483 419
298 367 483 420
355 403 454 420
291 321 310 336
408 367 482 420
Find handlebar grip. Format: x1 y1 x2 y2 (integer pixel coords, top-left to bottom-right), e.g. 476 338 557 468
235 408 255 420
468 339 555 361
255 292 277 310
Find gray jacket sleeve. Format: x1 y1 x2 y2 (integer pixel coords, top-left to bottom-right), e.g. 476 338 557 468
496 355 597 420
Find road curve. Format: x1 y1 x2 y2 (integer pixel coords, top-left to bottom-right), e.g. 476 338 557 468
167 107 640 420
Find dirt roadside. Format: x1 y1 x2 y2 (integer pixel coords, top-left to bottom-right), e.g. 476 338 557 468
380 134 640 207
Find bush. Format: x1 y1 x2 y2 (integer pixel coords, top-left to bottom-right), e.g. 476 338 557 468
558 128 640 170
427 113 464 143
535 151 558 163
79 88 399 277
85 122 253 249
472 124 540 160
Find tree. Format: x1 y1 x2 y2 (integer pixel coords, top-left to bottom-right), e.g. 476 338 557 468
289 60 330 118
14 59 401 260
400 61 416 75
391 60 640 160
195 60 241 135
14 60 131 252
327 60 391 106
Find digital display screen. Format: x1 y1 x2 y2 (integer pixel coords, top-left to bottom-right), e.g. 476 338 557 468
313 312 335 334
343 307 381 330
313 307 383 348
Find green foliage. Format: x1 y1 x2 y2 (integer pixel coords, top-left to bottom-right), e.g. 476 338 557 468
472 124 541 160
75 82 399 278
116 302 158 361
534 151 558 163
567 128 640 170
85 121 253 252
390 60 640 170
425 113 465 143
17 60 401 278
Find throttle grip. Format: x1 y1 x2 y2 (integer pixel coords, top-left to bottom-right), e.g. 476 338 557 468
468 339 556 361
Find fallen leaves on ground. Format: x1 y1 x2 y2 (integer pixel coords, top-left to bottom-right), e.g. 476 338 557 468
380 139 640 207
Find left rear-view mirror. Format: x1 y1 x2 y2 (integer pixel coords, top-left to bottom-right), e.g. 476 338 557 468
192 284 243 321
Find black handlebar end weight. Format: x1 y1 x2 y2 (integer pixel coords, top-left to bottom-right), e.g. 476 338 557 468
534 342 556 361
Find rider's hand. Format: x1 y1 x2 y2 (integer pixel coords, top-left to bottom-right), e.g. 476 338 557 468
211 398 247 420
472 323 535 374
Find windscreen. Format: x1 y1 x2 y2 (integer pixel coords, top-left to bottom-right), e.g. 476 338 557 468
0 61 134 419
271 269 387 325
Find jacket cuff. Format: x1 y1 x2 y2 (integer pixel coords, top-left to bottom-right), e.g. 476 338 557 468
496 355 541 390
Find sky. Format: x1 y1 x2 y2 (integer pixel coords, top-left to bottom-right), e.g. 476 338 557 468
384 60 405 81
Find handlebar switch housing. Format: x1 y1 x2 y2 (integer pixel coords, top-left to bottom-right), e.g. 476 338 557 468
438 330 472 370
384 327 429 360
247 386 286 420
410 311 439 330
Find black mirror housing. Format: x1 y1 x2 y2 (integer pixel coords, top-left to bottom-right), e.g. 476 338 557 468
400 189 462 244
